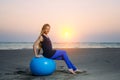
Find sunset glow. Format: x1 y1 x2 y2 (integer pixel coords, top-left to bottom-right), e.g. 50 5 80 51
65 32 69 37
57 25 76 42
0 0 120 42
62 27 72 38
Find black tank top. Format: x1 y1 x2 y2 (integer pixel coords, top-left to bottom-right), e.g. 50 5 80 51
40 34 56 58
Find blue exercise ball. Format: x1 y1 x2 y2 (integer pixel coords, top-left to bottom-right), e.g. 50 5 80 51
30 57 56 76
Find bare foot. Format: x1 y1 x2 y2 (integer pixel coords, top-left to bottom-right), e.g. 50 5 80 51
68 69 76 74
74 69 86 73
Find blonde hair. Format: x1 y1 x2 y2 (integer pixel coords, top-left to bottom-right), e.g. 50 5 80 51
40 23 50 35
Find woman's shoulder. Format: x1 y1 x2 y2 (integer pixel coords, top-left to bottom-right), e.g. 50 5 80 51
38 34 43 42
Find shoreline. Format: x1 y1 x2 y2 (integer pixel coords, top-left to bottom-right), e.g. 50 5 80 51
0 47 120 51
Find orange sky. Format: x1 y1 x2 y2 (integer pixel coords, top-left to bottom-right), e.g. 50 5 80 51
0 0 120 42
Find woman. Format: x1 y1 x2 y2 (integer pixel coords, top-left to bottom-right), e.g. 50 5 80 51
33 23 84 74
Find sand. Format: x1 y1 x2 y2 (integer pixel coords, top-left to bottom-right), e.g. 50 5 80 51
0 48 120 80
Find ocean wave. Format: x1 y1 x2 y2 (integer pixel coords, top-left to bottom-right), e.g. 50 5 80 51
0 42 120 50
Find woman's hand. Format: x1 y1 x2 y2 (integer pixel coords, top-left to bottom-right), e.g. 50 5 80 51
35 55 43 58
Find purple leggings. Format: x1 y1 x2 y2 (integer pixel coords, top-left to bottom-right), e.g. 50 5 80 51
50 50 77 71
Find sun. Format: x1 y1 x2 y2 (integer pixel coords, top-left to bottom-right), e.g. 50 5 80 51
60 27 73 42
64 31 69 37
58 25 76 42
62 28 71 39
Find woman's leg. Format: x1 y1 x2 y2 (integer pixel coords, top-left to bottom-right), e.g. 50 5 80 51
50 50 77 71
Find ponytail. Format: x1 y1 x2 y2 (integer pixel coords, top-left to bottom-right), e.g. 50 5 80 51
38 29 43 50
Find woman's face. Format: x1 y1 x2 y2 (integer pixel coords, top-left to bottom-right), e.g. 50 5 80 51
44 26 50 34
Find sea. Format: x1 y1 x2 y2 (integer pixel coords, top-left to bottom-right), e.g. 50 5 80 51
0 42 120 50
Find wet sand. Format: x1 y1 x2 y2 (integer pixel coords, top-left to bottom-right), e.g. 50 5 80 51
0 48 120 80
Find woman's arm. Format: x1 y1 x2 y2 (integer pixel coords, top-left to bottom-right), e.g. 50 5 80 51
33 35 43 57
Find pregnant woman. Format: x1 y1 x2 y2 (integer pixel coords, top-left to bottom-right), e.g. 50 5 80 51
33 23 84 74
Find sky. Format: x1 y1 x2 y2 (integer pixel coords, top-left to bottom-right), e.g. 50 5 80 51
0 0 120 42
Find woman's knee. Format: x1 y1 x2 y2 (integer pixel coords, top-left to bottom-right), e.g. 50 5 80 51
61 50 67 55
57 50 67 56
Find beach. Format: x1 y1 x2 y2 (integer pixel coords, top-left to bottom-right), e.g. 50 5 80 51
0 48 120 80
